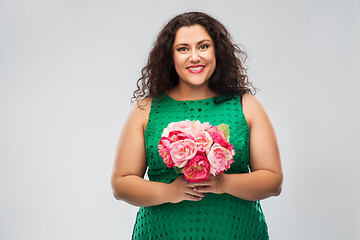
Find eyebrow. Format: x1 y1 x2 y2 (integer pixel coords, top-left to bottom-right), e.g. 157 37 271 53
174 39 212 48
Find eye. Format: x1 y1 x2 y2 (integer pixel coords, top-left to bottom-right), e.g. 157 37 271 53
199 44 209 50
177 47 188 52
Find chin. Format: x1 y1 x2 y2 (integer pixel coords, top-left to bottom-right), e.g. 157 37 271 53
185 77 210 86
186 81 208 87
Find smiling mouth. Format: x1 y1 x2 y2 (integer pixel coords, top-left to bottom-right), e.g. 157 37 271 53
187 65 205 73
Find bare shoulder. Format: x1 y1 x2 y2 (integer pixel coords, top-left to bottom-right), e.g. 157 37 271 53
133 97 152 112
242 94 268 129
129 97 152 132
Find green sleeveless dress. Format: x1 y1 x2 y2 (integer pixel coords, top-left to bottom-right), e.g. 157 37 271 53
131 95 269 240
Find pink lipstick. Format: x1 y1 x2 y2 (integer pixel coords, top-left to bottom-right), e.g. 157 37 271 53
187 65 205 73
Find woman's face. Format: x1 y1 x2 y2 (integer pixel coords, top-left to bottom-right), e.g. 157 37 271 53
172 24 216 88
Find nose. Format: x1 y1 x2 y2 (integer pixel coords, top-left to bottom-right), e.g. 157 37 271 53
189 49 200 63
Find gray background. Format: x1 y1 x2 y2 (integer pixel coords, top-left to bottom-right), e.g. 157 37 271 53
1 0 359 239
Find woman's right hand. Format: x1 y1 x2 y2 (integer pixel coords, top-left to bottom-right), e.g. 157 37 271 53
167 175 206 203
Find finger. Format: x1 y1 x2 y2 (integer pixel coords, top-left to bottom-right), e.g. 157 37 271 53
194 186 212 193
188 190 206 198
188 181 211 188
184 183 206 193
185 188 206 198
183 194 203 201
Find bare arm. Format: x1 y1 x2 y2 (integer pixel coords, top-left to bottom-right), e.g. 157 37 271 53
111 99 204 207
192 94 283 201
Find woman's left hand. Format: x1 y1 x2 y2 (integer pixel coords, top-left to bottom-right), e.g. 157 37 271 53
187 174 226 195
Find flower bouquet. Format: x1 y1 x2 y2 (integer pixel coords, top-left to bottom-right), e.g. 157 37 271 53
158 120 235 183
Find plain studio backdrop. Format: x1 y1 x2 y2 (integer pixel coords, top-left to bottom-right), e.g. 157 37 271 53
1 0 359 239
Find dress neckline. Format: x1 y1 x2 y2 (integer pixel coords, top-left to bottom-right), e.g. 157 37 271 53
165 93 217 102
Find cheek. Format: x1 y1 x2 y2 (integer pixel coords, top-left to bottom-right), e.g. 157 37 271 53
173 55 187 74
209 52 217 73
173 54 186 66
206 50 216 64
205 53 216 74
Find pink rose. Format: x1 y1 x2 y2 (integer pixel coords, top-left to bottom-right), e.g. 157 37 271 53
182 152 210 183
207 143 234 175
194 130 213 153
162 120 195 137
169 139 197 168
193 120 211 131
168 119 193 130
168 130 194 142
208 126 233 151
158 137 173 167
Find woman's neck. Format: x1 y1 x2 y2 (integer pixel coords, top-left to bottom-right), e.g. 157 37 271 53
167 83 216 101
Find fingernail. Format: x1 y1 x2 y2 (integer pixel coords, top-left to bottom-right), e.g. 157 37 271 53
199 197 202 200
193 188 197 191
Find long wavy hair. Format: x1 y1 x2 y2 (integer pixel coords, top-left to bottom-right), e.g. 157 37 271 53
132 11 256 104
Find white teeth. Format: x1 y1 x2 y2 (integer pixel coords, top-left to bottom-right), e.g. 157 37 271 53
188 66 204 70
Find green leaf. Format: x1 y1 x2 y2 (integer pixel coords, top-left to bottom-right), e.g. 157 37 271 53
218 124 230 139
173 166 183 174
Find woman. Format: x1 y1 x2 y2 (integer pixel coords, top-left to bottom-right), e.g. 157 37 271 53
111 12 283 239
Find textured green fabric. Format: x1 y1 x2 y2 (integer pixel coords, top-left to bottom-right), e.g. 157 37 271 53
131 94 269 240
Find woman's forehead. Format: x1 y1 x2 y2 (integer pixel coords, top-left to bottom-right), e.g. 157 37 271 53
173 24 213 45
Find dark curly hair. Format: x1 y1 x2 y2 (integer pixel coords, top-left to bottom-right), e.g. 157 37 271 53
132 11 256 104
